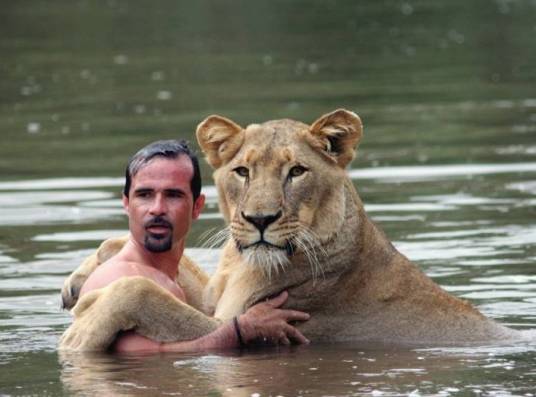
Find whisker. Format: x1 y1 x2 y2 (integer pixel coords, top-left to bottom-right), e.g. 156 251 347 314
200 227 231 249
243 247 289 281
198 227 218 243
292 236 316 281
291 226 328 284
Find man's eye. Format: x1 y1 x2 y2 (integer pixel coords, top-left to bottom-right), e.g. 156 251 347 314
233 167 249 178
136 191 151 198
288 166 308 178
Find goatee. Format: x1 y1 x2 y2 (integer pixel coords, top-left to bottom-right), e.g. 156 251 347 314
144 234 172 252
144 216 173 252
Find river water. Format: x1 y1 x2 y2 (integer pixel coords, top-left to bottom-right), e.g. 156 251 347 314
1 1 536 396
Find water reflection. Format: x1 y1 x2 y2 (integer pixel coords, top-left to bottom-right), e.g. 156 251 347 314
59 350 236 396
57 341 536 396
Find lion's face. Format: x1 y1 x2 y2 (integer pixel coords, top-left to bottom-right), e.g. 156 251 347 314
197 109 362 276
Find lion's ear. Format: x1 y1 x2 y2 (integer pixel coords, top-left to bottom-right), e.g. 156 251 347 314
196 115 244 168
309 109 363 168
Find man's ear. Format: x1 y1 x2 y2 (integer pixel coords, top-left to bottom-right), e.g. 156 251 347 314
196 115 244 168
308 109 363 168
192 194 205 220
122 194 129 213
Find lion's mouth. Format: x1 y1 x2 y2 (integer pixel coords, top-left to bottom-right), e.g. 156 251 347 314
236 239 295 256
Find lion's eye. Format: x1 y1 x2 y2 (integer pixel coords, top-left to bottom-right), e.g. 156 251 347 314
288 166 308 178
233 166 249 178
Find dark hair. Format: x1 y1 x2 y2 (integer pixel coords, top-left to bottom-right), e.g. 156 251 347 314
123 139 202 200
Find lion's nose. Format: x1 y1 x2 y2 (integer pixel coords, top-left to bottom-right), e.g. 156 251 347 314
241 211 282 233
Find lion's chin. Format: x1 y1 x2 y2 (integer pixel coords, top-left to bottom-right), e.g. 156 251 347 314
241 244 290 278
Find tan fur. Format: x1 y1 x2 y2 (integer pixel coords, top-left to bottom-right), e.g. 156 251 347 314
59 235 217 350
60 276 220 350
197 110 515 343
61 235 208 313
60 109 518 351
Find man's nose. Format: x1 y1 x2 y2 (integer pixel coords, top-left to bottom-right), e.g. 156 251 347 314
149 194 167 215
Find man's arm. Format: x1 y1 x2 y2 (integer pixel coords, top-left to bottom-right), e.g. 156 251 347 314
113 291 310 353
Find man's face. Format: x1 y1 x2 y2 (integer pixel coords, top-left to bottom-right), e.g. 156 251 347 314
122 156 204 253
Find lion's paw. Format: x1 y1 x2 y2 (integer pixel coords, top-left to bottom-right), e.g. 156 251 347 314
61 271 87 310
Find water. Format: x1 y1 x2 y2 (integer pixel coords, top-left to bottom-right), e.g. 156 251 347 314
1 0 536 395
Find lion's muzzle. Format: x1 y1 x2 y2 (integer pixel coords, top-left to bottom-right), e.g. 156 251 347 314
241 210 282 233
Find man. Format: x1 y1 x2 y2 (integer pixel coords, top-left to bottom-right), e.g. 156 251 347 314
78 140 310 352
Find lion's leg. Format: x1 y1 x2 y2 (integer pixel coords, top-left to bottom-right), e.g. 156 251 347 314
61 235 129 309
59 276 221 351
59 287 125 351
177 255 210 313
202 243 236 315
203 271 229 316
61 252 99 310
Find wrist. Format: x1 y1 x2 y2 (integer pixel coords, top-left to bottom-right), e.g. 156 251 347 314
193 322 236 351
237 314 255 343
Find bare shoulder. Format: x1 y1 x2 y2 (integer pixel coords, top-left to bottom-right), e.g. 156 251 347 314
79 259 137 297
79 259 185 301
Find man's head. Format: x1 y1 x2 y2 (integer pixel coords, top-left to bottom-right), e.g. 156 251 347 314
122 140 205 254
124 140 201 201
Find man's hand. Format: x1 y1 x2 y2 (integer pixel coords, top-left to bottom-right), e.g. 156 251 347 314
238 291 310 345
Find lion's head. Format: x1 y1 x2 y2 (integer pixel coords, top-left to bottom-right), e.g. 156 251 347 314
196 109 363 277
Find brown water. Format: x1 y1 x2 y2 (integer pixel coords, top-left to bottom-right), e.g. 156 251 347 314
1 1 536 396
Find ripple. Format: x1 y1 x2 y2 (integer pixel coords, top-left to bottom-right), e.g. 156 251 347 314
472 275 536 284
0 253 18 264
32 229 127 242
0 250 93 276
406 228 502 240
184 248 220 273
35 248 95 261
371 215 426 222
507 181 536 195
365 203 455 212
478 301 536 320
398 225 536 263
78 199 122 208
0 177 123 190
349 162 536 182
0 293 63 312
393 240 502 262
0 205 123 226
0 274 66 291
445 284 536 292
496 145 536 155
198 212 223 220
460 290 536 299
410 193 515 207
0 190 114 207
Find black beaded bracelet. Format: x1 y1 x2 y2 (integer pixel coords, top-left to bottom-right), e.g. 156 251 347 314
233 316 245 347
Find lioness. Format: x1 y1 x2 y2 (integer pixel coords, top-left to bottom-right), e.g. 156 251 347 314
60 109 519 351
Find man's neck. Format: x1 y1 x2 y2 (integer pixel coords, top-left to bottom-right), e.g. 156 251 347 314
121 238 184 281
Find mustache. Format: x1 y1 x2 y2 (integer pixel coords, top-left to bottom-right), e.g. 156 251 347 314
144 216 173 230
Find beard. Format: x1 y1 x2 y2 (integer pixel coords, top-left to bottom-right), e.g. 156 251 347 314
143 216 174 253
144 233 173 252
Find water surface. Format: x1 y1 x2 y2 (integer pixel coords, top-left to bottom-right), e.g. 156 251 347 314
1 1 536 396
